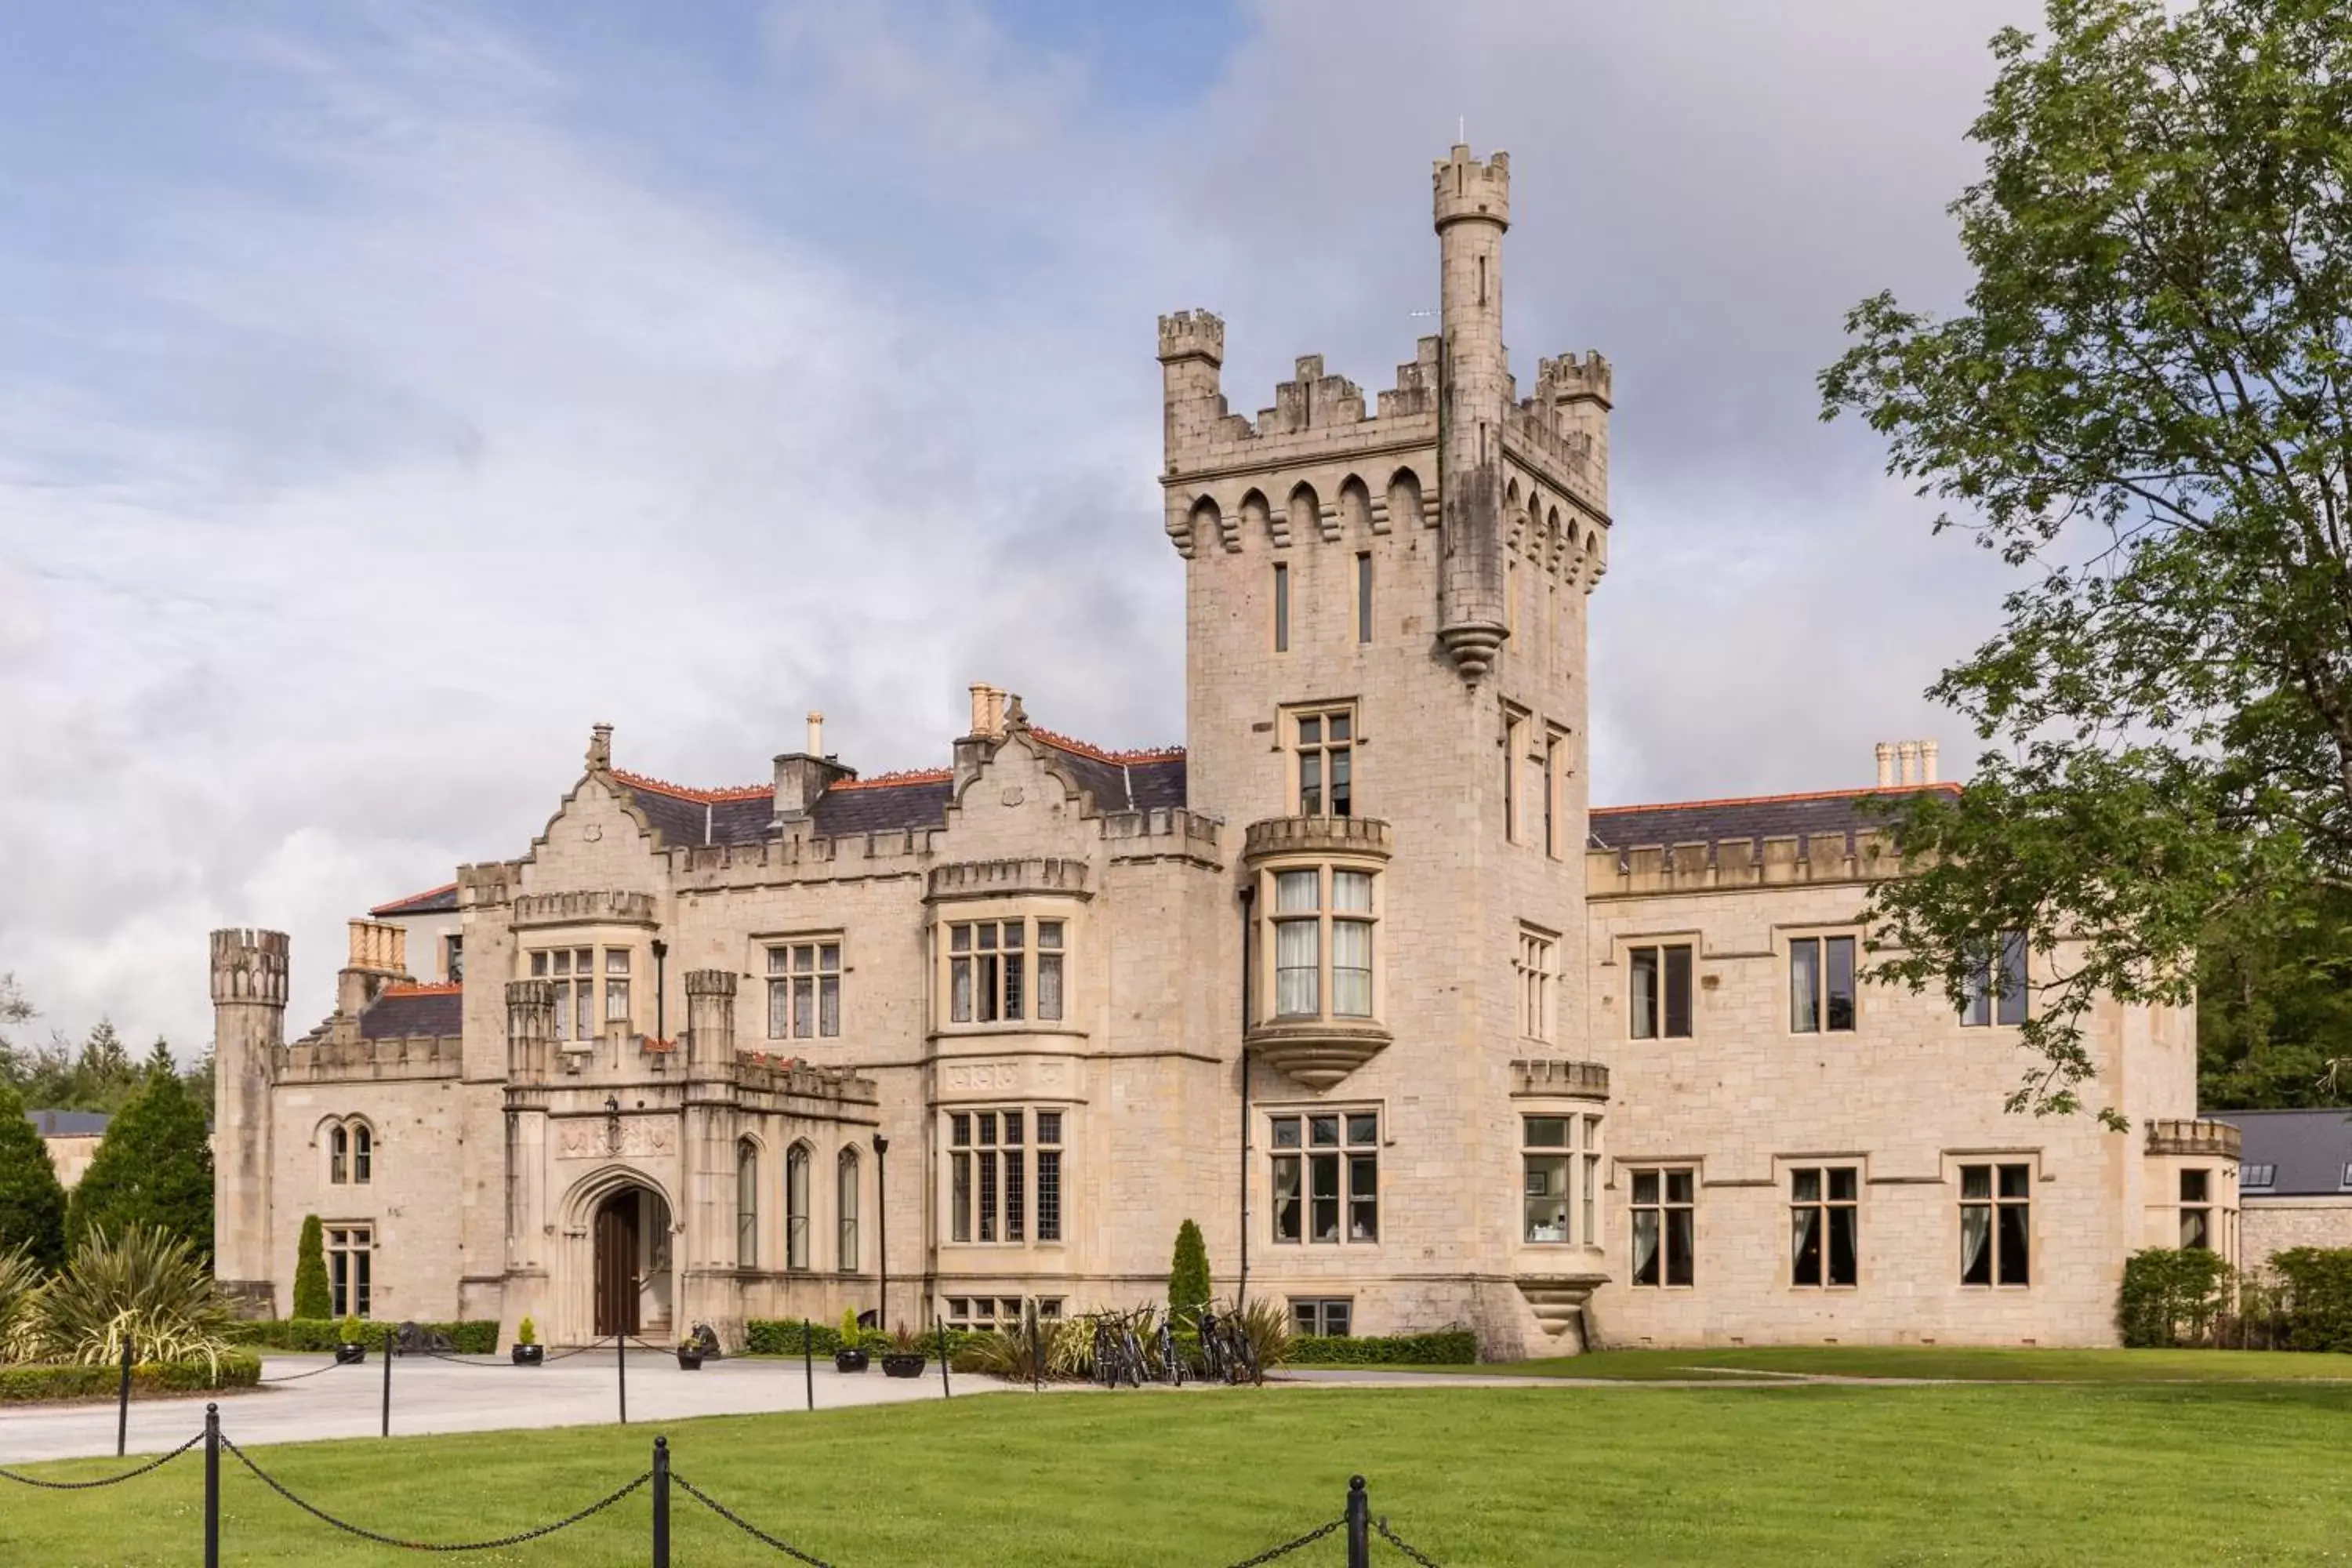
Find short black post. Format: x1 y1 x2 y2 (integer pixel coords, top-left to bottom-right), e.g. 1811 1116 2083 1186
203 1403 221 1568
802 1318 814 1411
1029 1308 1041 1394
115 1336 134 1457
651 1436 670 1568
617 1331 628 1425
1345 1475 1370 1568
937 1319 951 1399
380 1329 394 1438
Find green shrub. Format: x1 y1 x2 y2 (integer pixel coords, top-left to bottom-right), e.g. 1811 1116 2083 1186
0 1352 261 1403
31 1225 236 1374
227 1319 499 1353
1290 1327 1478 1365
742 1319 973 1359
2269 1247 2352 1352
66 1059 212 1260
2118 1248 2236 1348
1168 1220 1211 1328
516 1316 538 1347
0 1080 67 1270
291 1215 330 1320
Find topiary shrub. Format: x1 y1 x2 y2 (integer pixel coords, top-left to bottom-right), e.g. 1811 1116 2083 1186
2118 1247 2235 1347
291 1215 331 1321
1167 1219 1211 1330
0 1080 67 1270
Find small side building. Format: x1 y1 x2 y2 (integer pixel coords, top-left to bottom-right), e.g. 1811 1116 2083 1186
27 1109 109 1189
2205 1109 2352 1265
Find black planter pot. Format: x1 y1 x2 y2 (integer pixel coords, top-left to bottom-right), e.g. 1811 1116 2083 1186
677 1351 704 1370
333 1344 367 1365
511 1345 545 1366
834 1348 869 1374
880 1352 927 1379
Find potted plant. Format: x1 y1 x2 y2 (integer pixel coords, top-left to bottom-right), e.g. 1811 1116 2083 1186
833 1306 869 1374
333 1315 368 1365
511 1316 544 1366
677 1334 706 1370
880 1322 927 1378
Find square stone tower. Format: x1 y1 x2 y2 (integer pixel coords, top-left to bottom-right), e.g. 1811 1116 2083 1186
1160 145 1616 1349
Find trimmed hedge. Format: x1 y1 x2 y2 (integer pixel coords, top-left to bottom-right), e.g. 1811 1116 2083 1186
0 1352 263 1403
1291 1327 1478 1365
2270 1247 2352 1353
227 1319 499 1354
2118 1247 2234 1347
742 1320 975 1359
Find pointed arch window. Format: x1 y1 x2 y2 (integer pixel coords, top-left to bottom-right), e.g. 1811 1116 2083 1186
736 1140 759 1269
837 1148 861 1272
786 1144 811 1272
328 1120 372 1185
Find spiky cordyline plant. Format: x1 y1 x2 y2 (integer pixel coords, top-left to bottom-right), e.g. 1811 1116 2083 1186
31 1224 235 1376
0 1244 43 1364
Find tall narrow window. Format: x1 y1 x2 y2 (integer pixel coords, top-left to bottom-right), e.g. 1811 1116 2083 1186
1628 945 1694 1040
1272 562 1290 652
1790 1167 1858 1287
1271 1116 1302 1243
785 1144 810 1271
1274 870 1321 1018
330 1125 349 1185
1790 936 1857 1033
837 1148 860 1272
604 948 632 1024
1502 709 1523 841
1630 1168 1695 1287
1959 1163 2030 1285
1523 1116 1571 1243
950 1112 971 1243
978 1112 1000 1243
1583 1116 1601 1244
1036 1111 1063 1242
1356 552 1373 643
1517 929 1555 1042
1004 1110 1026 1243
1294 709 1353 816
2180 1169 2211 1250
1036 921 1065 1021
350 1123 372 1185
328 1225 373 1318
1331 873 1374 1018
736 1141 759 1268
1962 931 2031 1026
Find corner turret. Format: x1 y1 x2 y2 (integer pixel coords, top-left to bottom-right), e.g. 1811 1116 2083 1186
1434 144 1512 681
211 928 289 1316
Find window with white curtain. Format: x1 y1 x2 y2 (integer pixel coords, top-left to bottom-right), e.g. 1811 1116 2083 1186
785 1144 811 1271
837 1149 860 1272
1268 866 1378 1022
736 1141 758 1268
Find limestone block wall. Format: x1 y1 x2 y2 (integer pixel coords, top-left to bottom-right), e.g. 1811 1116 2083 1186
2242 1197 2352 1265
264 1075 469 1323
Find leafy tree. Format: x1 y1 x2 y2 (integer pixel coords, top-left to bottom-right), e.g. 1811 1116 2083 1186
2198 882 2352 1106
181 1047 216 1113
0 1078 67 1270
1167 1218 1211 1327
0 973 33 1086
67 1051 213 1259
292 1214 332 1320
1820 0 2352 1118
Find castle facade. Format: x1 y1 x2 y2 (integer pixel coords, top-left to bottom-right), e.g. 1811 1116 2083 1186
209 147 2239 1355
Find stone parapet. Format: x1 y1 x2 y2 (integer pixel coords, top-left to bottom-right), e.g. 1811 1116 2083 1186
1510 1058 1610 1099
1587 832 1899 898
1243 814 1393 865
2145 1118 2241 1160
927 856 1091 902
211 928 289 1007
279 1033 462 1083
514 889 659 928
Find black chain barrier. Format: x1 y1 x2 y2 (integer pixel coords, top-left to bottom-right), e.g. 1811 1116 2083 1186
1374 1518 1446 1566
0 1428 203 1490
673 1472 841 1566
220 1432 650 1552
258 1357 359 1384
1221 1516 1346 1567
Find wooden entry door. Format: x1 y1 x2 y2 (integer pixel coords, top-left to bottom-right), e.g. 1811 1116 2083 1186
593 1193 641 1338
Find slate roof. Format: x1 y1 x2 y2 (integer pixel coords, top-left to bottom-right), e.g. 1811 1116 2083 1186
359 984 463 1040
1588 782 1960 854
25 1109 110 1138
609 732 1187 849
369 882 459 917
2204 1108 2352 1197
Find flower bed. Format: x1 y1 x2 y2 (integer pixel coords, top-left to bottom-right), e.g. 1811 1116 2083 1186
0 1352 263 1403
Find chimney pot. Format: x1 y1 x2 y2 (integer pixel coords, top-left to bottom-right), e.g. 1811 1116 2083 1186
1875 742 1894 789
1921 739 1940 784
807 710 825 757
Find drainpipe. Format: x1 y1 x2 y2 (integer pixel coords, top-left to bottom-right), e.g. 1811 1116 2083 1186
652 940 668 1042
1238 883 1254 1310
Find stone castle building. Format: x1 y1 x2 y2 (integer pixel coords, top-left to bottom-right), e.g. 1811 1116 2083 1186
209 147 2241 1355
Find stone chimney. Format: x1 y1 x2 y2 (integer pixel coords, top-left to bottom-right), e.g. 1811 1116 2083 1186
772 710 854 826
338 919 410 1015
955 683 1013 793
1875 739 1941 787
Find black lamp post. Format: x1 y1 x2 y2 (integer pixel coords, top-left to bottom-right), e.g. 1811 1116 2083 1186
872 1133 890 1331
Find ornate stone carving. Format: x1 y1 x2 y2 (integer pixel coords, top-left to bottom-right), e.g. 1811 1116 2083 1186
556 1118 677 1160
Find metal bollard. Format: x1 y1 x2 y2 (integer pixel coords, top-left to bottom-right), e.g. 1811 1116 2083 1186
617 1331 628 1425
651 1436 670 1568
381 1330 394 1438
803 1318 814 1411
115 1336 134 1457
938 1320 952 1399
203 1403 221 1568
1345 1475 1370 1568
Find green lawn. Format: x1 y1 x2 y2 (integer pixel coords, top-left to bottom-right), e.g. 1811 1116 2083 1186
5 1381 2350 1566
1468 1345 2352 1382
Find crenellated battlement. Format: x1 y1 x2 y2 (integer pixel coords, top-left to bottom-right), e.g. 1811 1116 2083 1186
279 1031 462 1083
927 856 1091 902
1255 355 1367 437
1156 310 1225 365
1585 829 1900 898
1432 143 1510 230
459 860 521 908
211 928 289 1007
513 889 659 929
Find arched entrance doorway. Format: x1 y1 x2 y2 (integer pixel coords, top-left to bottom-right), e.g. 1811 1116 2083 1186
591 1185 673 1338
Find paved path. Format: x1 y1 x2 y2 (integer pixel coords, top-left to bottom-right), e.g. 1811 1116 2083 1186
2 1351 1021 1465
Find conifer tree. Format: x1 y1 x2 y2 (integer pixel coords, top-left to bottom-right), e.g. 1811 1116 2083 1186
1167 1218 1211 1328
67 1050 213 1260
292 1214 331 1319
0 1078 67 1269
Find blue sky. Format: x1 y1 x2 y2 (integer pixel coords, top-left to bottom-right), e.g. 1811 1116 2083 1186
0 0 2038 1050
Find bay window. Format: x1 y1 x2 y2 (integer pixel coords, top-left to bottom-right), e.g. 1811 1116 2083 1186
1269 868 1377 1022
947 917 1066 1025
